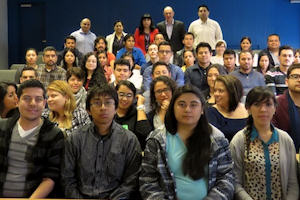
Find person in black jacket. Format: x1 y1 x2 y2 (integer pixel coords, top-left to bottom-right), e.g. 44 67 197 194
115 80 152 149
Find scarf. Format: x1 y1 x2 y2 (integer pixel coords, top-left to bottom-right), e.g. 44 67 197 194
74 87 87 109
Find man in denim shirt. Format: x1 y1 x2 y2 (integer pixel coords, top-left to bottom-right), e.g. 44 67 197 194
62 84 142 199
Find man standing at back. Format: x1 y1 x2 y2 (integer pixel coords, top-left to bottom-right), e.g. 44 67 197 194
57 35 83 65
260 33 281 68
71 18 96 55
188 4 223 50
0 79 64 198
156 6 186 53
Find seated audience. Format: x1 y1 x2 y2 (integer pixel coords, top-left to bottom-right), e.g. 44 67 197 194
134 13 159 55
140 84 234 199
237 36 258 67
62 84 141 199
230 50 265 97
97 50 113 82
0 79 64 198
36 46 66 89
153 32 165 46
174 32 195 67
203 64 224 105
230 86 299 200
80 52 107 90
211 40 226 65
57 35 83 66
111 58 132 88
15 48 39 83
143 41 184 90
272 64 300 151
19 66 38 84
117 34 146 67
259 33 281 68
141 43 159 75
148 76 176 130
60 48 78 71
66 67 87 109
181 49 196 72
206 75 248 141
115 80 152 149
0 81 18 119
94 36 115 68
223 49 238 74
265 45 295 95
43 80 90 137
106 20 127 56
294 49 300 64
257 51 271 75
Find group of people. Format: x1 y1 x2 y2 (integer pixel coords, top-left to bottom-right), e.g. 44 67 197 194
0 3 300 199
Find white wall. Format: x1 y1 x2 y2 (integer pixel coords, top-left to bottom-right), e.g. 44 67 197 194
0 0 8 69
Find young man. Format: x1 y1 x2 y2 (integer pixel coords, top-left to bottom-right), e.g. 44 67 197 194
143 41 184 90
0 79 64 198
272 64 300 151
36 46 66 89
174 32 195 67
19 66 38 84
223 49 238 74
265 45 294 95
111 58 132 88
62 84 141 199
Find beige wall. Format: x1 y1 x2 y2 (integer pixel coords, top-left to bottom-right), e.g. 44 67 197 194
0 0 8 69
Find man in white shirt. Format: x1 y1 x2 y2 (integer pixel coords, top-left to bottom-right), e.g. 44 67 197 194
188 4 223 50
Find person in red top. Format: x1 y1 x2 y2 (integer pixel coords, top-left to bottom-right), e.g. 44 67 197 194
134 13 159 55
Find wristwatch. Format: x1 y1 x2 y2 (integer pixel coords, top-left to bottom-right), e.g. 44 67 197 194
137 104 145 111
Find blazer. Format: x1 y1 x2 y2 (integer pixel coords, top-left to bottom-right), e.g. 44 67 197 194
106 31 127 53
134 28 159 55
156 20 186 52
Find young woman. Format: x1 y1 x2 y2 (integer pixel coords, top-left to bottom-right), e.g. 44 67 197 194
61 48 78 71
0 81 18 119
293 49 300 64
181 49 196 72
43 80 90 137
206 75 248 141
15 48 39 83
230 86 299 200
148 76 177 130
80 52 107 90
140 84 234 199
115 80 152 149
211 40 227 65
237 36 258 67
106 20 127 56
66 67 87 109
257 52 271 75
134 13 159 55
97 50 113 83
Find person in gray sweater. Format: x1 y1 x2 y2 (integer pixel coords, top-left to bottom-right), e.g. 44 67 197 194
230 86 299 200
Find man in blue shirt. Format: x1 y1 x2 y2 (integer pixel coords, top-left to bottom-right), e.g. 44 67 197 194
71 18 96 55
142 41 184 90
230 50 265 97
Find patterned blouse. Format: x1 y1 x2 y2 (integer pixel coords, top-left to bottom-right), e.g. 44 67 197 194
244 127 281 200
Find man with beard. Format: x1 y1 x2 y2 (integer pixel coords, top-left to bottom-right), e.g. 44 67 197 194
36 46 66 89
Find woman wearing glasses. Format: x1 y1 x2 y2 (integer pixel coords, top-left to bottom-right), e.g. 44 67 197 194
140 84 234 199
115 80 152 149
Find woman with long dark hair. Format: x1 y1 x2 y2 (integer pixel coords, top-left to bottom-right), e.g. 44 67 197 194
230 86 299 199
257 51 271 75
61 48 78 71
140 84 234 199
0 81 18 119
134 13 159 55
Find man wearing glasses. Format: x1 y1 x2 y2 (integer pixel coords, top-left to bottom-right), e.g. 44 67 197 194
142 41 184 91
272 64 300 152
62 84 141 199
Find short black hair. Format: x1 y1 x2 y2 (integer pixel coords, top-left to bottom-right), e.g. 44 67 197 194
17 79 46 99
43 46 57 55
86 84 118 111
184 32 194 39
152 61 170 75
267 33 280 41
198 4 209 11
196 42 212 53
124 34 134 42
114 58 131 70
20 66 38 77
158 41 172 52
66 67 85 81
287 63 300 78
223 49 236 58
279 45 294 56
64 35 76 43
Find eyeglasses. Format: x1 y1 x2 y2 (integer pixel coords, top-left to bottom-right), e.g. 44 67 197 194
90 100 114 108
289 74 300 80
118 92 133 98
176 101 201 109
155 88 171 95
158 50 172 54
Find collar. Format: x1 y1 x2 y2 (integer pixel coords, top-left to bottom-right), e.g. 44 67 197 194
44 65 57 72
250 125 279 145
200 18 209 24
92 120 116 140
165 19 174 25
238 69 253 75
79 28 90 35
